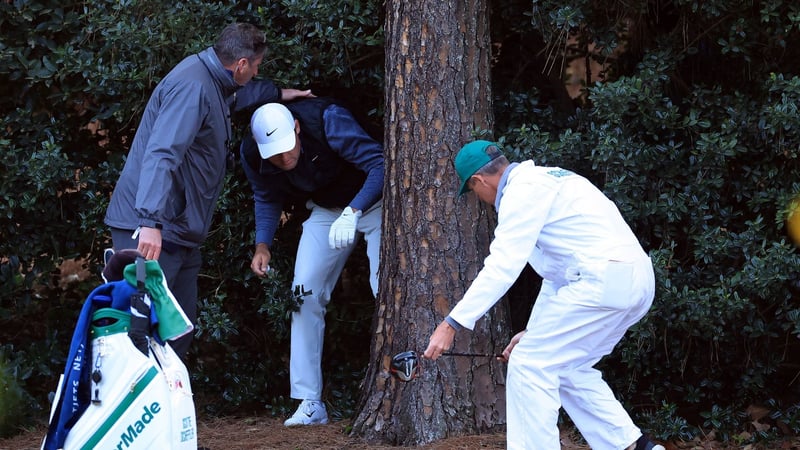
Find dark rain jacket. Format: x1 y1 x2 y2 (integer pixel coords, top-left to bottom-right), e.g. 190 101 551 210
104 47 281 248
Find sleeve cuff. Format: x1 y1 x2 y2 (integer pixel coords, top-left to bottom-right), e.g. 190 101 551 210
444 315 464 331
139 218 163 230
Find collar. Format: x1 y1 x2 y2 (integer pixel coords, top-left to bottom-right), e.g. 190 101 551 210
494 162 521 210
196 47 240 96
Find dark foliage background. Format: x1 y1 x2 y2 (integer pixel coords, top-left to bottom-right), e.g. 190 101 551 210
0 0 385 432
2 0 800 445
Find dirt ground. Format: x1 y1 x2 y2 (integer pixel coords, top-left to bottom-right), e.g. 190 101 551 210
3 415 800 450
1 417 507 450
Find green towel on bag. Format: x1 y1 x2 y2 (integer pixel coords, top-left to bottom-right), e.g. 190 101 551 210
123 260 193 342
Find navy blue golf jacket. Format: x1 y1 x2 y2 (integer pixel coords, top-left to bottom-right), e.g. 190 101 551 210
240 98 384 247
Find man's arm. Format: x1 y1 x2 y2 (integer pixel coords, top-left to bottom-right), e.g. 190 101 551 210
323 105 384 211
135 79 205 235
448 180 553 330
233 79 281 112
240 150 286 246
281 88 315 101
240 150 287 276
233 79 314 112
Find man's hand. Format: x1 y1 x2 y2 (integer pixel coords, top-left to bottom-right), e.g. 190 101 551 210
329 207 361 249
499 330 527 362
250 243 272 277
280 88 315 101
423 320 457 360
136 227 162 260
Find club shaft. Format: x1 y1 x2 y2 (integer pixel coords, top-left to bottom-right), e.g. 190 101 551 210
442 352 501 358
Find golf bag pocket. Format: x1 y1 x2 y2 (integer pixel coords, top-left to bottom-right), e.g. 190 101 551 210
149 337 197 448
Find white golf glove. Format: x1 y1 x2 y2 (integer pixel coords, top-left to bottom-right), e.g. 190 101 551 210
329 207 362 249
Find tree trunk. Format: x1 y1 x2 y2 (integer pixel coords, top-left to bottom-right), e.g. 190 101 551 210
351 0 509 445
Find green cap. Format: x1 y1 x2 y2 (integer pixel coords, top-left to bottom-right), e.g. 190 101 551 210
455 140 502 195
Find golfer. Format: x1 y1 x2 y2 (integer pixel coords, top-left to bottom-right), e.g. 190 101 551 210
424 140 662 450
241 99 383 426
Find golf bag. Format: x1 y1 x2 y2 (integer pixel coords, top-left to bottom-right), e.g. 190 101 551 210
41 255 197 450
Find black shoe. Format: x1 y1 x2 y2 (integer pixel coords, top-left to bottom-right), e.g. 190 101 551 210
634 435 665 450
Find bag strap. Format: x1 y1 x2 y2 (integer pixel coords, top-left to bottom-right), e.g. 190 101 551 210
128 256 152 355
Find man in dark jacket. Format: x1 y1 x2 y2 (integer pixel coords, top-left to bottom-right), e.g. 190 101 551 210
104 22 311 359
241 98 383 426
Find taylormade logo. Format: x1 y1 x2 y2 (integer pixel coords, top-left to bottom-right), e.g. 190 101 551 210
113 402 161 449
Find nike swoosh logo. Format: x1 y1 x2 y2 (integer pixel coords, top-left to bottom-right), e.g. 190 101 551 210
266 128 278 136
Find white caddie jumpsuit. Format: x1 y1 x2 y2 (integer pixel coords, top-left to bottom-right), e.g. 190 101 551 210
448 161 655 450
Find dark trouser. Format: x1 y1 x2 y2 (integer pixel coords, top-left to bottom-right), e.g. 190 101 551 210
110 228 201 360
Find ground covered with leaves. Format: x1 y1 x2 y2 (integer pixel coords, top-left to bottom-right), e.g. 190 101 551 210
3 415 800 450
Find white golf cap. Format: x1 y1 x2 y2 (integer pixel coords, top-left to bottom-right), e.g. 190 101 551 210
250 103 296 159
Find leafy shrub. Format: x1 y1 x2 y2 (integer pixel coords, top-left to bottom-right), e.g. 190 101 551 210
0 344 46 438
0 352 25 438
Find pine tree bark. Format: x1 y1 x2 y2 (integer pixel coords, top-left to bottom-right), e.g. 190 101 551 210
351 0 509 445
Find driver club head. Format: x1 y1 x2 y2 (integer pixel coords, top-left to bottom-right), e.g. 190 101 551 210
390 350 421 382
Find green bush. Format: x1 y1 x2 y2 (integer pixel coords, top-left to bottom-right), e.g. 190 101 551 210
0 348 32 438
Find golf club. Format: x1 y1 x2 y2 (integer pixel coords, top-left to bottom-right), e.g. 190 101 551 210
390 351 421 382
442 351 503 358
390 350 504 382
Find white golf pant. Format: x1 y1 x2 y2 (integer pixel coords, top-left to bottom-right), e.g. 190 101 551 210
507 256 655 450
289 202 380 400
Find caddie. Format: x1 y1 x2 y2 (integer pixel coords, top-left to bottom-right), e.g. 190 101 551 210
424 140 662 450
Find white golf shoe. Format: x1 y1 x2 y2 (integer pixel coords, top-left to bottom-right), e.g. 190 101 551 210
283 399 329 427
